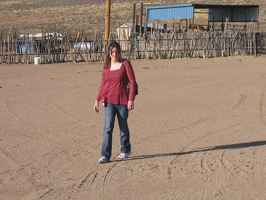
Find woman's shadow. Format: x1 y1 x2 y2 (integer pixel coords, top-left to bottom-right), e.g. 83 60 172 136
115 140 266 162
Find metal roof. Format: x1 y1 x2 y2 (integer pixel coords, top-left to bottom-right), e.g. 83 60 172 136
146 3 259 25
192 4 259 9
146 4 194 21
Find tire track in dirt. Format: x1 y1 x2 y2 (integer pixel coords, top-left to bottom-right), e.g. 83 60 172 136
133 87 249 189
2 90 94 154
1 91 101 198
5 127 93 155
67 163 120 199
145 83 256 198
202 180 225 199
77 168 101 190
45 98 86 126
168 120 245 166
2 97 30 127
167 117 257 197
226 94 246 112
259 87 266 127
199 150 230 199
102 162 119 193
75 161 164 199
0 147 20 176
197 127 256 172
0 129 43 180
133 79 244 165
37 188 54 199
3 89 89 136
197 133 263 198
168 85 249 158
0 128 94 194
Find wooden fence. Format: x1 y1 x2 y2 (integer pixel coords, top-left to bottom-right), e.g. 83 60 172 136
0 29 265 64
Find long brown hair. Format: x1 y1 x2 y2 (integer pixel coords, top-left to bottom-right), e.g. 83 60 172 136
104 41 122 68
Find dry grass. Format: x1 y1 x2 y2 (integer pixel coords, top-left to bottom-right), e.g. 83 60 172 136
0 0 265 34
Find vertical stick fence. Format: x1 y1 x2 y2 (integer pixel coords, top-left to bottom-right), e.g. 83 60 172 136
0 28 265 64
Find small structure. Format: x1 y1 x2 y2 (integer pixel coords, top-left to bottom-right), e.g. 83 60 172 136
116 23 133 41
145 4 260 32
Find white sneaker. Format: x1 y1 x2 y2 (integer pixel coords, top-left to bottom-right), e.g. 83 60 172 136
118 152 131 159
98 157 109 163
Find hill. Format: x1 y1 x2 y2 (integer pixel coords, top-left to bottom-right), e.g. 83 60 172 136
0 0 265 34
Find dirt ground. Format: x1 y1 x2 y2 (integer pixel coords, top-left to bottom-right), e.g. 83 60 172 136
1 55 266 200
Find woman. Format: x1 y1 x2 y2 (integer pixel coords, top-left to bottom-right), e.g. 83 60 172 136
94 41 137 163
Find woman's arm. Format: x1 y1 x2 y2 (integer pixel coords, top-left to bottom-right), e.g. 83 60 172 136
96 70 107 101
124 60 136 101
94 69 107 113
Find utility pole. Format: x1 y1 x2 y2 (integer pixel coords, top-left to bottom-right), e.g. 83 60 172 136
132 3 136 33
104 0 111 52
140 2 143 35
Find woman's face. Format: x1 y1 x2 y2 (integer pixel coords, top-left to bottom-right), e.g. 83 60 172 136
109 47 120 62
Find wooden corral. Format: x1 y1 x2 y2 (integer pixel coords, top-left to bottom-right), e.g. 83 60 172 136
0 27 265 64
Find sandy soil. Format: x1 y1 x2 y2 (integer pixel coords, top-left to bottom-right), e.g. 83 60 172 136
1 56 266 200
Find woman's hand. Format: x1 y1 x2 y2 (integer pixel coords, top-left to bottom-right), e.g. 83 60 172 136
127 101 134 111
94 100 99 113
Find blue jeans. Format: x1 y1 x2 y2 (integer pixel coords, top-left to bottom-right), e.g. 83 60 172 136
101 103 131 159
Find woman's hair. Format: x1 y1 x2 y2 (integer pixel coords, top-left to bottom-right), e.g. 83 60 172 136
104 41 122 68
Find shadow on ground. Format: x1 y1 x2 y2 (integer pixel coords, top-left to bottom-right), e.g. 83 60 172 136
113 140 266 162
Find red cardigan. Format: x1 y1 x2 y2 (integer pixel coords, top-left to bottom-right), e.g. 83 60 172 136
96 59 136 105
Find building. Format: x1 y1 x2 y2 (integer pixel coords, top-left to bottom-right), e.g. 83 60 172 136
145 4 259 32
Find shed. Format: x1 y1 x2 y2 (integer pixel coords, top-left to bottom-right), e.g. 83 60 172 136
145 4 259 31
116 23 133 40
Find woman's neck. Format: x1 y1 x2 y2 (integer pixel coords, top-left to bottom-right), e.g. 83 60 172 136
110 60 122 70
